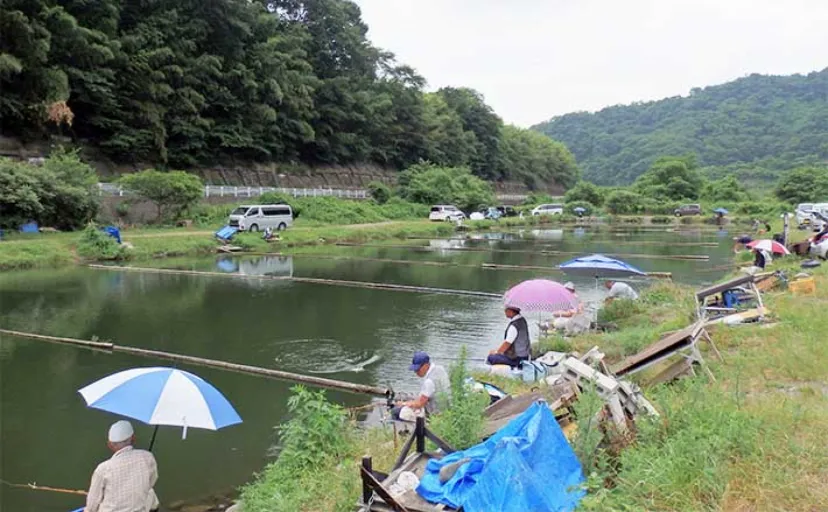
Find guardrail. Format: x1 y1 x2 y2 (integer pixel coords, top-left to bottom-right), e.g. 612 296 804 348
97 183 533 203
97 183 368 199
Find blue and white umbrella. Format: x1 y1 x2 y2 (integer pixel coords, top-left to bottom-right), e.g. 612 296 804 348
558 254 646 279
79 367 242 438
713 207 729 215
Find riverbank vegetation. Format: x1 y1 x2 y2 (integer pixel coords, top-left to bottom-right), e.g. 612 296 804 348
238 261 828 511
1 0 577 190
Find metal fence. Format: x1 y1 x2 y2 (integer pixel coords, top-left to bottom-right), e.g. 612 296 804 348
97 183 369 199
97 183 530 202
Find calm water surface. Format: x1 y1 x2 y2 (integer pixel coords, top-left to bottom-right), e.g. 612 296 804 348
0 227 733 511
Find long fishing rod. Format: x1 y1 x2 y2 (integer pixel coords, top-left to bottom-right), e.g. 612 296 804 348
0 479 87 496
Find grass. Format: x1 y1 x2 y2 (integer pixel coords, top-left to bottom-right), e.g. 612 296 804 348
559 261 828 511
0 221 456 271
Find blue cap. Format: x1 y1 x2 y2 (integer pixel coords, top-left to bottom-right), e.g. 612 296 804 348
408 351 430 371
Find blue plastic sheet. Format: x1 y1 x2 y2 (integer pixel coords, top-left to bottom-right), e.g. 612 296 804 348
215 225 238 242
417 401 585 511
19 221 39 233
103 225 121 244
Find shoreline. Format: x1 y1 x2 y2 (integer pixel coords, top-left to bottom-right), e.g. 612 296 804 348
0 214 761 273
234 221 828 511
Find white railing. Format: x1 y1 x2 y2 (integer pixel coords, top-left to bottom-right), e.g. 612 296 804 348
97 183 369 199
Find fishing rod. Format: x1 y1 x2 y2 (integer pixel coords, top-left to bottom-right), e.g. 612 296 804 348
0 479 87 496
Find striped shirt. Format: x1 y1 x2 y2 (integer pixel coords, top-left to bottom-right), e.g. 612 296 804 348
86 446 158 512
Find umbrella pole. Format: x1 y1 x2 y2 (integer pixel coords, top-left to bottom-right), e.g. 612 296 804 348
148 425 160 452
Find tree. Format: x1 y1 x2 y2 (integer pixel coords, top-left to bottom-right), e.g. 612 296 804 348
605 190 645 215
496 125 579 190
437 87 503 180
774 166 828 204
564 181 604 206
0 151 98 230
119 170 203 221
701 175 750 202
367 181 391 204
397 162 494 211
534 68 828 185
635 155 703 201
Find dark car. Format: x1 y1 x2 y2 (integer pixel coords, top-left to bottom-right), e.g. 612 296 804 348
674 204 702 217
496 205 518 217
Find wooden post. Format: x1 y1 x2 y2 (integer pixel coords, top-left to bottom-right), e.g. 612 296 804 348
415 417 425 453
361 456 373 505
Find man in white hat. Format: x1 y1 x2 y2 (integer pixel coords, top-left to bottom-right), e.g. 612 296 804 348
552 282 583 331
85 420 159 512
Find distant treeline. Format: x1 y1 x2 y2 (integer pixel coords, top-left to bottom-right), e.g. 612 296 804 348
533 68 828 186
0 0 578 190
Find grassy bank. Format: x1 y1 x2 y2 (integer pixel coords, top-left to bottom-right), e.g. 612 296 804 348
238 255 827 511
0 221 456 272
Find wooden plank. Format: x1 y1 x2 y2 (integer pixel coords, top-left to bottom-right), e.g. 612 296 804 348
360 467 411 512
647 358 695 386
563 358 619 394
695 274 755 301
612 321 705 376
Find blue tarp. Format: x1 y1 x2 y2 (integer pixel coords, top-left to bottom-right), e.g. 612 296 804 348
102 225 121 244
215 225 238 242
417 401 585 512
19 221 38 233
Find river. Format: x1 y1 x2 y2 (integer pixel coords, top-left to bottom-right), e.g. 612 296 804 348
0 226 735 511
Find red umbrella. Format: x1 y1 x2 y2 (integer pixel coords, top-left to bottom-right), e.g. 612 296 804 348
746 239 789 255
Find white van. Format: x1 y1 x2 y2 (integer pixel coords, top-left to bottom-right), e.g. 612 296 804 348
228 204 293 232
429 205 466 222
531 204 564 216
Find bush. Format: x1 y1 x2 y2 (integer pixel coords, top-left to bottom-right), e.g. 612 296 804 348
367 181 391 204
76 224 127 260
597 298 643 323
523 192 557 206
240 386 352 512
397 162 495 211
119 170 203 222
605 190 645 214
774 166 828 204
565 200 595 216
565 181 604 206
0 151 99 230
430 347 489 450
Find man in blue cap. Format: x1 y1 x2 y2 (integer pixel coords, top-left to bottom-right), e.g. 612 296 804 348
391 351 450 422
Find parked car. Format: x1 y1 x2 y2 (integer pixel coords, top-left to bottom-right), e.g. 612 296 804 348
795 203 815 227
810 238 828 259
496 205 518 217
429 205 466 222
811 206 828 232
531 204 564 216
228 204 293 232
674 204 702 217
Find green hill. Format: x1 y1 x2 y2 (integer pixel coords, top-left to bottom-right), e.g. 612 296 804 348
533 69 828 186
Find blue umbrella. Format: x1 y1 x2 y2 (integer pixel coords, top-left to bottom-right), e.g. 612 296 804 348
572 207 587 214
558 254 646 278
713 208 729 215
79 367 242 448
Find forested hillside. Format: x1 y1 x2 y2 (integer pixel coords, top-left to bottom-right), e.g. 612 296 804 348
0 0 578 189
533 69 828 186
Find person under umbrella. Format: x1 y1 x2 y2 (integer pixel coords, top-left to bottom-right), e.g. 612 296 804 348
85 420 159 512
551 282 584 331
487 305 531 368
604 280 639 304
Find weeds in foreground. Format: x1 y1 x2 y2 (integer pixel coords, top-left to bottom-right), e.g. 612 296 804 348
76 224 128 260
430 347 489 450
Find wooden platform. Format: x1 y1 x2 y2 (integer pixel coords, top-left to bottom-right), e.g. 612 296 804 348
359 452 454 512
612 321 706 377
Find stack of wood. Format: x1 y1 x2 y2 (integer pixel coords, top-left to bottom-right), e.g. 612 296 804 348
543 347 659 434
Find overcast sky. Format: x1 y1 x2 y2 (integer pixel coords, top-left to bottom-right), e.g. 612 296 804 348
354 0 828 126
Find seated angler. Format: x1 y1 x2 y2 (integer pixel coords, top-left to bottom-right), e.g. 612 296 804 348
487 305 531 368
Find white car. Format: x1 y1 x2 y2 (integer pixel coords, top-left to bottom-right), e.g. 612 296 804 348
810 239 828 259
531 204 564 216
810 206 828 232
429 205 466 222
